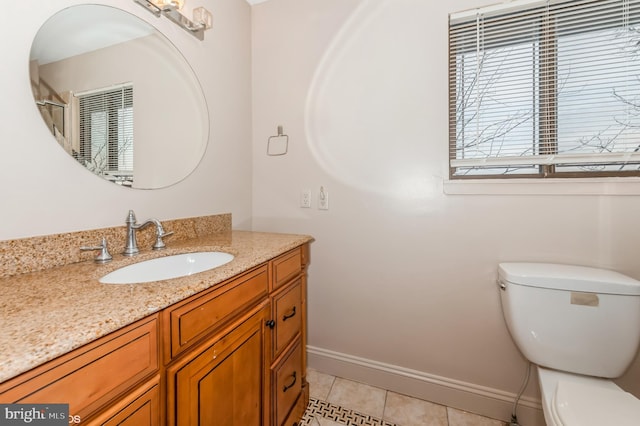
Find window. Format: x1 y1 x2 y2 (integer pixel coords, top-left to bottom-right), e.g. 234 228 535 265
449 0 640 179
77 84 134 186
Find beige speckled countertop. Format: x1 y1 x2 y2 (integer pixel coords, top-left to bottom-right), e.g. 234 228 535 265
0 230 312 383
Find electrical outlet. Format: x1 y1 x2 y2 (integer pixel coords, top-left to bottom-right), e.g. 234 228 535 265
300 189 312 208
318 186 329 210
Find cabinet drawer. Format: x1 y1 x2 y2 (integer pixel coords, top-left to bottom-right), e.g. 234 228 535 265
87 376 160 426
0 315 158 421
272 248 302 291
167 265 269 359
280 393 307 426
273 279 302 357
273 342 303 426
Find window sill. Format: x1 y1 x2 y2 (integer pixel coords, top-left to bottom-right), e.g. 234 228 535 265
443 178 640 196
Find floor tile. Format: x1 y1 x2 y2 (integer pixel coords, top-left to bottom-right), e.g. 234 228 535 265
383 391 448 426
327 378 387 419
305 369 508 426
447 407 507 426
308 368 336 400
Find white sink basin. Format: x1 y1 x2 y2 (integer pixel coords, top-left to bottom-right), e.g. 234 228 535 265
99 251 234 284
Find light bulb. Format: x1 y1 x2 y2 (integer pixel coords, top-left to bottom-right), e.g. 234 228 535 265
155 0 184 10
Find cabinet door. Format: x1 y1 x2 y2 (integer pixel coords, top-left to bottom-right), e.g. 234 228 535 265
87 376 160 426
170 303 270 426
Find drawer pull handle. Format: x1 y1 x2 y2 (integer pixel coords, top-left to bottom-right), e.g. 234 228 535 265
283 306 297 322
266 319 276 329
283 371 297 392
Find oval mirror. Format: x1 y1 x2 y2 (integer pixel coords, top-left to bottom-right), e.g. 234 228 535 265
29 4 209 189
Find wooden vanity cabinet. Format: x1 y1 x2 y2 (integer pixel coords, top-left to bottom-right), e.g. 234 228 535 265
164 245 309 426
0 243 309 426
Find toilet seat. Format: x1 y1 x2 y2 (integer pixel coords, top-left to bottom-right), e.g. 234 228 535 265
551 379 640 426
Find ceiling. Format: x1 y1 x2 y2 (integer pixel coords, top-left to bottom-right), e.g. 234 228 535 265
31 6 154 64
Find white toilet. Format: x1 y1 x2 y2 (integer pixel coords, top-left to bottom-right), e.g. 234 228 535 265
498 262 640 426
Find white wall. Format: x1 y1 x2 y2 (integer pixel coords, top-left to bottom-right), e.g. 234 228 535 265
0 0 252 240
251 0 640 423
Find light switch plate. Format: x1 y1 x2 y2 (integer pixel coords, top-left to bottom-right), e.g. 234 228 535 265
318 187 329 210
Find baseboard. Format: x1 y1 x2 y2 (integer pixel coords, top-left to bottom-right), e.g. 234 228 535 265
307 345 546 426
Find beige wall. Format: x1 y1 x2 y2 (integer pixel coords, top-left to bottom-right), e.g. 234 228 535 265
1 0 252 240
250 0 640 424
5 0 640 423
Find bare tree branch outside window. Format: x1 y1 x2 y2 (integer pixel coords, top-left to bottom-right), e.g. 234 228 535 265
450 0 640 179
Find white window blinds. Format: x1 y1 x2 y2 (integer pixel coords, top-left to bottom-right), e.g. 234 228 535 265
449 0 640 178
77 84 134 185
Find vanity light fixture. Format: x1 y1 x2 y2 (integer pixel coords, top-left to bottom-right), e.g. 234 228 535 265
156 0 185 9
134 0 213 40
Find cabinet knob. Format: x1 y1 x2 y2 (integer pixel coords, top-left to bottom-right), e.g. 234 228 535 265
266 319 276 329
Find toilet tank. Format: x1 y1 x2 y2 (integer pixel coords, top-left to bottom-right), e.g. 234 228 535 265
498 263 640 378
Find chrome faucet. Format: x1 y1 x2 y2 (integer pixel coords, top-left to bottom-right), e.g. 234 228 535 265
123 210 173 256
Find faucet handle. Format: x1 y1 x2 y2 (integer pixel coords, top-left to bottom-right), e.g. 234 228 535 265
81 237 113 263
153 230 174 250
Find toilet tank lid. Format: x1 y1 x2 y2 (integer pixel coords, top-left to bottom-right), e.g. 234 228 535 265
498 263 640 295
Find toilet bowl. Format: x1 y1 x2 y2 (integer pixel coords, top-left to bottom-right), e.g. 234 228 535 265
497 262 640 425
538 366 640 426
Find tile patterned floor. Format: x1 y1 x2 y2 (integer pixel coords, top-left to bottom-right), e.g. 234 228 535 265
301 398 398 426
303 369 507 426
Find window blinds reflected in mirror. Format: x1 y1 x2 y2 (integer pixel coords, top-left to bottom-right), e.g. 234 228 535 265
76 84 134 187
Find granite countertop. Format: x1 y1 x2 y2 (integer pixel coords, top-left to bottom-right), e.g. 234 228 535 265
0 230 312 383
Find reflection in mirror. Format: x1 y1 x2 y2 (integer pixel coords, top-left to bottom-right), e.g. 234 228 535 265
29 5 209 189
